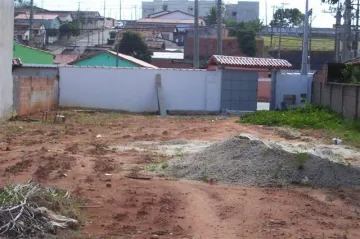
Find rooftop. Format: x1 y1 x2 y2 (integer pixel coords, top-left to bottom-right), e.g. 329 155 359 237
152 52 184 60
137 18 197 24
208 55 292 69
15 13 59 20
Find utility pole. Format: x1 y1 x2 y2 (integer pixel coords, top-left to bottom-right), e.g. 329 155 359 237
29 0 34 45
343 0 352 62
334 3 342 62
194 0 199 68
217 0 222 55
120 0 122 20
277 3 288 59
301 0 309 76
270 6 276 52
102 0 106 45
354 0 360 57
265 0 268 26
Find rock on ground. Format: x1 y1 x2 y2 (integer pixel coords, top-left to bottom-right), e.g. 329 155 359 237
166 136 360 188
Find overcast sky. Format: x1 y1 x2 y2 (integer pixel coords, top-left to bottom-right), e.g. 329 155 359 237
34 0 337 28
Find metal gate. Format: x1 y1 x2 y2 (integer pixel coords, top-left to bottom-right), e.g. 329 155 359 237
221 70 258 111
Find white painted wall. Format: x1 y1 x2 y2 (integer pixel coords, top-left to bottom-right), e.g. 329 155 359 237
274 71 314 109
59 67 221 112
155 12 194 19
0 1 14 119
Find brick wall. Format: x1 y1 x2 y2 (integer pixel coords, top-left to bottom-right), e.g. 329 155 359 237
184 37 264 59
13 76 58 116
258 80 271 102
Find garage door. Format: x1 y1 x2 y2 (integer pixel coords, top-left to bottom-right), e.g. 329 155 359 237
221 70 258 111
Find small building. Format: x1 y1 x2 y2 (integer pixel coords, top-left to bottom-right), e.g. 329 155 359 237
151 52 191 68
69 50 158 68
207 55 292 112
12 63 58 78
13 42 54 64
14 22 46 46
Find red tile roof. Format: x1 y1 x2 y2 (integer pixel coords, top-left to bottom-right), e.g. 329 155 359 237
54 54 79 64
15 13 59 20
208 55 292 69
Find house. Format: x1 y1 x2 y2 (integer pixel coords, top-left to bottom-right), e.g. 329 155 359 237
225 1 260 22
15 13 61 43
0 0 14 118
14 22 46 46
142 0 215 18
14 6 49 17
69 50 158 68
13 42 54 64
151 52 192 69
43 11 74 23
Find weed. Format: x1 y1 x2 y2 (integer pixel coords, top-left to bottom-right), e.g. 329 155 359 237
239 105 360 148
325 195 336 202
161 162 168 169
291 177 312 187
174 148 186 157
202 176 210 183
146 162 168 172
296 153 309 170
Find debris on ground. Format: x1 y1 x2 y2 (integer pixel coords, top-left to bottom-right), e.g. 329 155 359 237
0 183 79 238
167 135 360 188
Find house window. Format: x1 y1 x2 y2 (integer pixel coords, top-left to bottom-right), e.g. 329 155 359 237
232 12 237 16
283 95 296 105
163 5 168 11
189 7 193 11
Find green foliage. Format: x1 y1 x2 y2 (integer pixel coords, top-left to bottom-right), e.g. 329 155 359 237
117 31 152 63
237 30 256 57
321 0 339 4
205 6 217 26
47 28 58 37
225 20 263 57
14 0 35 8
59 23 80 39
342 65 360 84
273 8 304 27
240 105 360 147
109 31 117 39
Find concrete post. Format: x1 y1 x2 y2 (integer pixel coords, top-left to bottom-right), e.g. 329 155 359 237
270 70 277 110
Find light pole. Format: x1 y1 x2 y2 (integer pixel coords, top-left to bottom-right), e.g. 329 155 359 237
301 0 310 104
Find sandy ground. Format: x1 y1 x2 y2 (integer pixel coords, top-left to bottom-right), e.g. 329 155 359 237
0 112 360 239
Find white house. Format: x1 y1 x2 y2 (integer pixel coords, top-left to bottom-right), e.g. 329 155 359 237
142 0 215 19
14 22 46 46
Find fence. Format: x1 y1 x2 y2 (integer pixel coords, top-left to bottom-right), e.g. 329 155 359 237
313 82 360 119
59 67 222 113
13 76 58 116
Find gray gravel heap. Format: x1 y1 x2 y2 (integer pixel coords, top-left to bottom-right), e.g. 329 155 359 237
166 136 360 188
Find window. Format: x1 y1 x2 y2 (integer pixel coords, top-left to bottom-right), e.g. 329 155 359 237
283 95 296 105
232 12 237 16
163 5 168 11
301 94 307 103
162 33 170 40
189 7 193 11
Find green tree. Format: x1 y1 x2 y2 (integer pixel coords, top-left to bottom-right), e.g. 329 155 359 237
59 23 80 39
273 8 304 27
225 19 265 37
117 31 152 63
205 6 217 26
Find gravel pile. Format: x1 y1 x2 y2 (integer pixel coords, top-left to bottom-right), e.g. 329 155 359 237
166 136 360 188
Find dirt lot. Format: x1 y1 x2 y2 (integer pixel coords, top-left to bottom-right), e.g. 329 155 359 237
0 112 360 239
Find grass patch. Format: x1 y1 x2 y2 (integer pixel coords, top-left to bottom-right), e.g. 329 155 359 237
296 153 309 170
240 105 360 147
174 148 187 157
147 162 169 172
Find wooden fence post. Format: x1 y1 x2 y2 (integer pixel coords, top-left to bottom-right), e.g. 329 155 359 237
356 86 360 119
341 85 345 115
319 82 323 105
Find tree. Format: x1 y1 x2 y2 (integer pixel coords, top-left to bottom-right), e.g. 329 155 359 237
59 23 80 39
225 19 265 37
273 8 304 27
14 0 34 8
117 31 152 63
205 6 217 26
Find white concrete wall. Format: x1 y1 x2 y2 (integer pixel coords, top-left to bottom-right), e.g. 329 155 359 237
274 71 314 109
0 1 14 119
59 67 221 112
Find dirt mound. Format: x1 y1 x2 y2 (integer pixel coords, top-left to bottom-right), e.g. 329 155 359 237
167 136 360 188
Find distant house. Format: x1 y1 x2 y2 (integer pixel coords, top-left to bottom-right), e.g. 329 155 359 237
13 42 54 64
43 11 74 23
14 22 46 46
137 11 205 46
15 13 61 43
151 52 191 69
69 50 158 68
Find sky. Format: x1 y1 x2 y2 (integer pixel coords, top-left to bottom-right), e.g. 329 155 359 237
34 0 337 28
